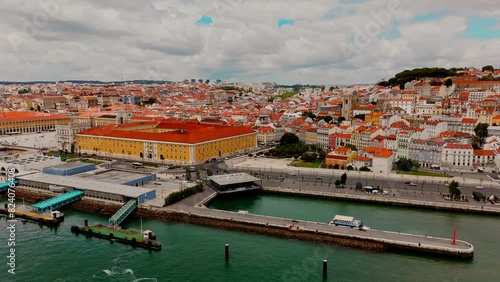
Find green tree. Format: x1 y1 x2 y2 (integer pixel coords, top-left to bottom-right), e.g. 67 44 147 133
448 180 461 199
340 173 347 185
359 166 371 172
323 116 333 123
280 133 300 146
318 149 326 161
335 180 341 187
310 144 317 151
195 169 200 180
185 168 191 181
444 78 453 87
482 65 495 72
474 123 489 147
333 164 340 169
347 165 354 171
207 169 213 176
300 153 317 162
345 144 357 151
353 114 366 121
337 117 346 124
396 158 415 171
147 97 157 104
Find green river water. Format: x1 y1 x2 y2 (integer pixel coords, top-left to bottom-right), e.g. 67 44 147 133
1 193 499 282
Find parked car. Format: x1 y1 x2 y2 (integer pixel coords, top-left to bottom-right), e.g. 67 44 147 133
475 186 484 189
287 172 296 176
409 182 418 186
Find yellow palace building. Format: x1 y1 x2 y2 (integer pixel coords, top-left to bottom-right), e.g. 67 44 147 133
0 111 70 135
75 121 257 165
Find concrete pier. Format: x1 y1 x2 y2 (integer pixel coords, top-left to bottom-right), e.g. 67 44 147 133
154 205 474 259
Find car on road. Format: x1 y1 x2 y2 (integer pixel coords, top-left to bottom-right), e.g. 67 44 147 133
475 186 484 189
224 157 228 160
316 176 322 179
287 172 296 176
409 182 418 186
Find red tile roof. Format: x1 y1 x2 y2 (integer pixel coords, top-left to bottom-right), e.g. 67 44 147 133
78 121 256 144
473 150 495 156
0 111 69 122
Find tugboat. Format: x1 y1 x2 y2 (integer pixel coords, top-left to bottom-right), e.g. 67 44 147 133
329 215 368 230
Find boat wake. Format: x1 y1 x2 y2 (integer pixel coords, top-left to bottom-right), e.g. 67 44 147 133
93 266 157 281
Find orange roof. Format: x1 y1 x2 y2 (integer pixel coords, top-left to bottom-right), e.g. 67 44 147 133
334 147 350 153
0 111 69 122
78 121 256 144
473 150 495 156
354 156 371 162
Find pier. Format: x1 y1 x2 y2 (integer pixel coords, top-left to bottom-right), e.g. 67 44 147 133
162 205 474 259
1 204 64 225
0 180 18 193
32 190 84 213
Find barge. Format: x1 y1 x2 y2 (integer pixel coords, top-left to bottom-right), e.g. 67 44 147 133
70 220 161 250
0 203 64 226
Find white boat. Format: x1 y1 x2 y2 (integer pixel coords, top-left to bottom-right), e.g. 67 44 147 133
329 215 364 228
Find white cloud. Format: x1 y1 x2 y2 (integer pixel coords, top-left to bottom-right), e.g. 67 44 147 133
1 0 499 84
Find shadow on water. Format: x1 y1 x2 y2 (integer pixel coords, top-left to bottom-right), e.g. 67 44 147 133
388 249 475 264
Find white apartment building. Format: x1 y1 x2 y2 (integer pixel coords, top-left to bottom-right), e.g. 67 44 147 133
459 118 477 134
420 120 448 139
441 143 474 171
387 98 415 115
408 140 445 168
469 90 494 102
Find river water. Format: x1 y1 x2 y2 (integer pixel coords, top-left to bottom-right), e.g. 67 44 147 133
1 193 498 282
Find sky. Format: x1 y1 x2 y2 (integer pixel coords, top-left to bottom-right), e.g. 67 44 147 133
1 0 499 85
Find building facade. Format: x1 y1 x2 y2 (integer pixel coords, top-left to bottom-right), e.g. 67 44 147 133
76 121 257 165
0 111 70 135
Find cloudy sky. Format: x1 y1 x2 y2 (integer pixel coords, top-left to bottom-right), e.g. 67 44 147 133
1 0 499 84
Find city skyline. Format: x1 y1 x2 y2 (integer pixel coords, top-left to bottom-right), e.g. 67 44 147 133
1 0 500 84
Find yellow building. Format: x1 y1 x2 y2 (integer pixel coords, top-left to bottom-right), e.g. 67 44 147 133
0 111 70 135
365 112 385 127
492 115 500 126
324 147 357 168
76 121 257 165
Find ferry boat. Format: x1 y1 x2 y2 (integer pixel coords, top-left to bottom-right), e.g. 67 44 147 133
329 215 364 228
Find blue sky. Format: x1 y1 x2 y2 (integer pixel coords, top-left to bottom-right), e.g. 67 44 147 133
1 1 500 84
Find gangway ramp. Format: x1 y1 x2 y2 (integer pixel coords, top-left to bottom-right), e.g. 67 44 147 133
109 199 138 226
32 190 84 213
0 180 18 193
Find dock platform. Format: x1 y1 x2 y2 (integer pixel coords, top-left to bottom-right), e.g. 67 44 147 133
0 204 63 226
71 220 161 250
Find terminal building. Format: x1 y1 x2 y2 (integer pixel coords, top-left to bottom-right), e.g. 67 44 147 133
75 120 257 165
17 172 156 204
208 173 262 194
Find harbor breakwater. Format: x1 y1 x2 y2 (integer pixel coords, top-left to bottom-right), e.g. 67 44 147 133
9 187 474 258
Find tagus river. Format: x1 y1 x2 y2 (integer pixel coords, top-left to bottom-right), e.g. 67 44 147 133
1 193 499 282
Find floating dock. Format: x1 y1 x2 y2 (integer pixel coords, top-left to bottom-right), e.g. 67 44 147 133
0 203 64 226
71 219 161 250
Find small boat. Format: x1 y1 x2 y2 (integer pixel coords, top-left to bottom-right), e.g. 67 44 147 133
329 215 364 228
